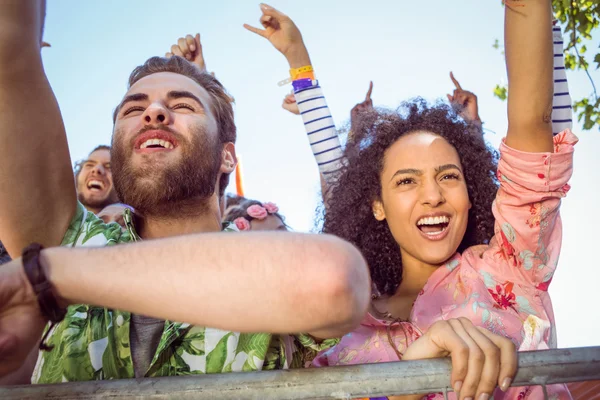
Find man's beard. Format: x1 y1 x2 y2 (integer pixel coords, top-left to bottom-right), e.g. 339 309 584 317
111 124 222 218
78 189 119 211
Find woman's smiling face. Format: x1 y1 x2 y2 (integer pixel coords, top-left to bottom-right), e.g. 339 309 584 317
372 131 471 267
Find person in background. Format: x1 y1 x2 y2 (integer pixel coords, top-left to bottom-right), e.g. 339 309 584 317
224 198 288 231
73 145 119 215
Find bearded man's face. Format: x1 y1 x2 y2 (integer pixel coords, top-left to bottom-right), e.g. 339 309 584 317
111 72 224 216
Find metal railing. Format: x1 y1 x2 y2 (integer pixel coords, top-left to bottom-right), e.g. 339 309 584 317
1 347 599 399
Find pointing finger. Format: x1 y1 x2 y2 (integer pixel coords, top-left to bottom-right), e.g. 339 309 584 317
243 23 267 38
365 81 373 102
450 71 463 90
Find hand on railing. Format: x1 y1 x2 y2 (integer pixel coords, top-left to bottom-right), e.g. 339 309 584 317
398 318 517 400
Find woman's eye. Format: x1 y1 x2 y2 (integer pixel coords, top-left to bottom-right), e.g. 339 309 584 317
123 106 144 116
172 103 195 111
396 178 414 186
441 173 460 181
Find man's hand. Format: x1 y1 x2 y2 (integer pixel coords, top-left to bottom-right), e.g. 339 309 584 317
244 4 310 68
398 318 517 400
166 33 208 73
447 72 481 126
0 259 46 378
281 92 300 115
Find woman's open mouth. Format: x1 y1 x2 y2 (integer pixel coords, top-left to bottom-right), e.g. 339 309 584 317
416 215 451 241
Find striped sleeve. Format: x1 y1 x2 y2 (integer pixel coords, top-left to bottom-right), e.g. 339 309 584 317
552 24 572 135
294 83 345 183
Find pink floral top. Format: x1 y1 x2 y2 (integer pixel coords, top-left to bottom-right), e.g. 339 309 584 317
313 131 578 400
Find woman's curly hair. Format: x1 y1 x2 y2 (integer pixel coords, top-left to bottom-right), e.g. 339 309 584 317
322 99 499 296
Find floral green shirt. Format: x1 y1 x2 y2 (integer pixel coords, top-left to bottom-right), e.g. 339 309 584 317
32 203 334 383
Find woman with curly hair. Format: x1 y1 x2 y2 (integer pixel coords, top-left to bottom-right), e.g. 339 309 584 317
246 1 576 399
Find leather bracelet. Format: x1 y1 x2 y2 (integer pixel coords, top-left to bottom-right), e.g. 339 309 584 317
22 243 67 351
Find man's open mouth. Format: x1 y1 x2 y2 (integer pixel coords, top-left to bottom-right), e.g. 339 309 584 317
139 138 175 150
87 179 105 193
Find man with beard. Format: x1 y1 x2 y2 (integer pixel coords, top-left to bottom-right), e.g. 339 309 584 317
0 1 369 385
74 145 119 215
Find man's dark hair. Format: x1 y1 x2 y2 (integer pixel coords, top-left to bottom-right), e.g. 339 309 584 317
322 99 499 297
74 144 112 177
114 56 236 196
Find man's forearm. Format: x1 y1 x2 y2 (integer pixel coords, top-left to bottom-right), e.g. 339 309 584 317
42 232 370 337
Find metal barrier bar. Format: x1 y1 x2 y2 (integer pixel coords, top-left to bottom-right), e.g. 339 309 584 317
1 347 599 399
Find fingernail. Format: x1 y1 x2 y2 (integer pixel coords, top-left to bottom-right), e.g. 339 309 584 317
190 45 196 51
453 381 463 393
478 394 490 400
260 3 272 9
501 377 512 391
464 397 473 400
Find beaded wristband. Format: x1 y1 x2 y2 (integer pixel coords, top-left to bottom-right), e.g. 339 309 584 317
22 243 67 351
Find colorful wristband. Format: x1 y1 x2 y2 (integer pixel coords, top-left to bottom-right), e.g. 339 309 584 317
292 78 315 92
289 65 313 80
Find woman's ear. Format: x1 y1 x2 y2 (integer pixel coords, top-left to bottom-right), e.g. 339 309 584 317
372 199 386 221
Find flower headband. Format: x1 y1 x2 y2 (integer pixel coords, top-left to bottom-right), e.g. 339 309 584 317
233 202 279 231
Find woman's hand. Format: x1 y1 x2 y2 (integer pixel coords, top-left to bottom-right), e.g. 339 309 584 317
398 318 517 400
244 3 311 68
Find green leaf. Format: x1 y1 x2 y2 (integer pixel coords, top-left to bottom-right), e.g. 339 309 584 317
493 84 508 101
205 332 233 373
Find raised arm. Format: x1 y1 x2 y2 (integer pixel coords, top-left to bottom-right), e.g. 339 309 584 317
0 231 370 378
244 4 345 189
0 1 77 258
504 0 554 152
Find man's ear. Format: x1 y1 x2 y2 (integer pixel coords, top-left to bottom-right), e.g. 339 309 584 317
220 142 237 174
372 199 386 221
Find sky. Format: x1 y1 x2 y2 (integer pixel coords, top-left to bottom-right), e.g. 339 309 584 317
42 0 599 348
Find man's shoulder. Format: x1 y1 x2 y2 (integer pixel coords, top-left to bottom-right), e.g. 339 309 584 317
60 201 131 248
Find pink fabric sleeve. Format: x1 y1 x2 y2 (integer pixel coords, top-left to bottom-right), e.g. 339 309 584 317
481 130 577 290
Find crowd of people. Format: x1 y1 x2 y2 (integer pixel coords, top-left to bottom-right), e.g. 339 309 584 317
0 1 583 399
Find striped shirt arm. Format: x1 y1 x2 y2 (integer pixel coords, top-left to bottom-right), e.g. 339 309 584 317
294 84 345 184
552 24 572 135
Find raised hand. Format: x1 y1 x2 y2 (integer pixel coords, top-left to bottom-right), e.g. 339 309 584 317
447 72 481 126
0 259 47 378
166 33 208 72
348 81 374 141
244 3 310 68
281 92 300 115
351 81 374 122
398 318 517 400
